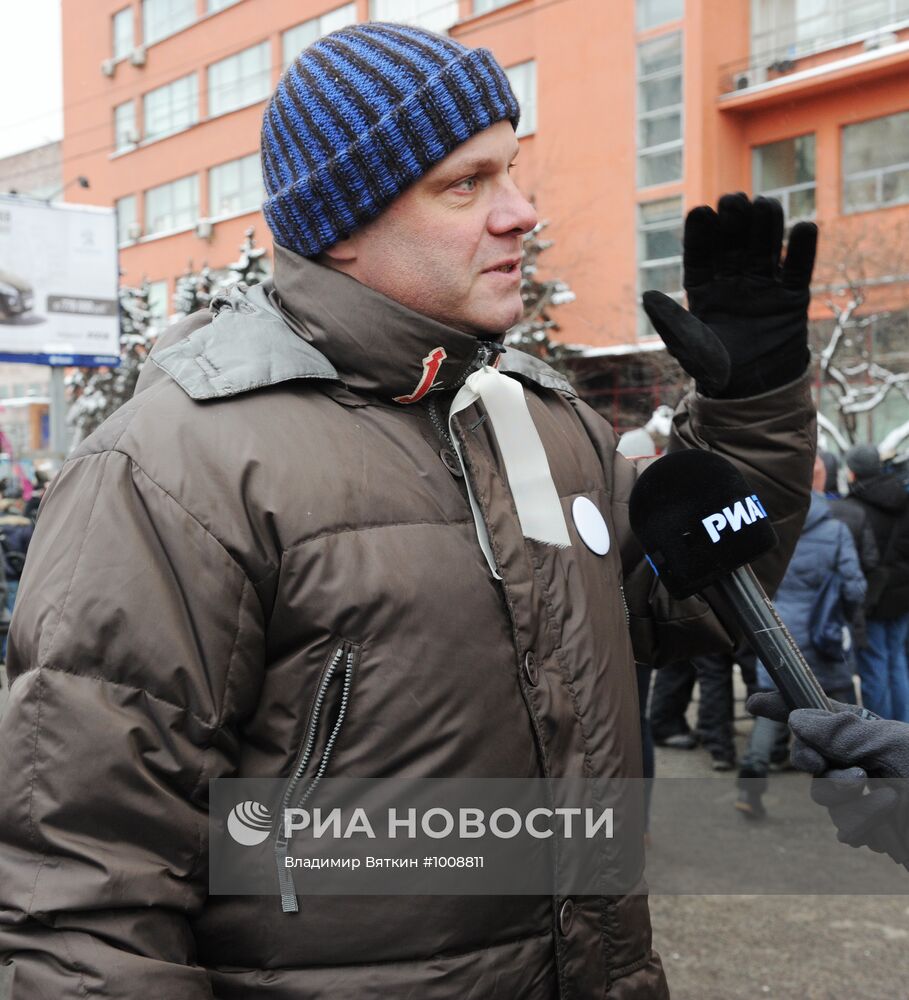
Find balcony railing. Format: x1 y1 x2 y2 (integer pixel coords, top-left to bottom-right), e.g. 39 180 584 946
719 1 909 93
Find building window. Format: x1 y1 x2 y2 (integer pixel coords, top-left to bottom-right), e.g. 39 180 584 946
112 7 133 60
115 195 138 245
114 100 137 151
283 4 358 68
638 196 683 305
209 153 264 218
843 110 909 213
369 0 459 33
636 0 684 30
142 0 196 46
144 174 199 236
143 73 198 141
206 0 242 11
637 32 683 188
473 0 519 12
751 0 909 64
505 61 537 139
208 42 271 118
753 133 816 220
146 279 169 330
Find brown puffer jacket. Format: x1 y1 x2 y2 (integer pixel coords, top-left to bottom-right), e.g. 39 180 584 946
0 246 815 999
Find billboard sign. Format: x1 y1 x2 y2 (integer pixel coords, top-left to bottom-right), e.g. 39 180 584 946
0 195 119 367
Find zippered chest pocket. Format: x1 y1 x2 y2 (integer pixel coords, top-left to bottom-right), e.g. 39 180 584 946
274 638 359 913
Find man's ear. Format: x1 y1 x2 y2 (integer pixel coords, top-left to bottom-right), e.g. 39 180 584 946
321 233 359 265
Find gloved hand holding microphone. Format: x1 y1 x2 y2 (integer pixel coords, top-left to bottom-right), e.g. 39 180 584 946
748 692 909 870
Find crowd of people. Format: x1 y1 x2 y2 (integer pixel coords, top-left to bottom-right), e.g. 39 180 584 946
640 441 909 819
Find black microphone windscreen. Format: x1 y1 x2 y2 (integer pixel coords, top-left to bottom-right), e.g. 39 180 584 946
628 450 778 598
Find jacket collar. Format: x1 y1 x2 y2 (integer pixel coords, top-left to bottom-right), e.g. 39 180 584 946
152 244 575 403
271 244 502 404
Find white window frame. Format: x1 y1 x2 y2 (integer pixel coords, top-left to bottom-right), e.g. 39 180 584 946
637 196 684 336
142 0 196 46
143 73 199 142
473 0 520 13
112 7 134 61
369 0 459 33
115 194 138 246
206 0 242 11
636 0 684 31
636 32 683 189
114 100 137 152
752 134 817 221
505 60 537 139
207 42 272 119
208 153 264 219
282 3 358 69
842 110 909 213
144 174 200 237
146 279 170 331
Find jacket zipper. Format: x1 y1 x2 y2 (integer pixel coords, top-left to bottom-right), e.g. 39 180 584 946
274 641 356 914
427 340 505 451
619 583 630 628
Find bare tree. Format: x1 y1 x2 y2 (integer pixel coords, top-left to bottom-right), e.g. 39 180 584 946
811 216 909 454
66 229 270 449
505 220 580 379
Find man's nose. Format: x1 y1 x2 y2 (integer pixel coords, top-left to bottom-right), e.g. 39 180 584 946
489 178 538 237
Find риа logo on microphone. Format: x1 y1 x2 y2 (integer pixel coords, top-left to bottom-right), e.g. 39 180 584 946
701 495 768 543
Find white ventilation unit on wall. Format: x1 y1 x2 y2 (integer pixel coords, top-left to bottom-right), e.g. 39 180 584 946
101 58 115 78
129 46 147 67
126 221 143 241
864 31 897 51
195 219 214 240
125 128 140 145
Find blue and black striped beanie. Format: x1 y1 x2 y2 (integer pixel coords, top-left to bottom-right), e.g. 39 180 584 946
261 22 521 258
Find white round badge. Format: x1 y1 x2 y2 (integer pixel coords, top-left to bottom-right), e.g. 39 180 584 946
572 496 610 555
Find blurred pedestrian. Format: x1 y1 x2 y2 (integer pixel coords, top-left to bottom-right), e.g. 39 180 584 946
737 456 866 818
841 443 909 722
0 495 33 660
650 652 740 769
821 448 879 649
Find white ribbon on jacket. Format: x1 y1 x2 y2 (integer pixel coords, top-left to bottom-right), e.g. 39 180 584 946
448 366 571 580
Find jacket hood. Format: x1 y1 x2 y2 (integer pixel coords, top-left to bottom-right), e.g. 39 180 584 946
802 491 831 531
849 473 908 514
272 244 507 404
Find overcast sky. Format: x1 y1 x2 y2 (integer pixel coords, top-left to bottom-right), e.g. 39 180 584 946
0 0 63 159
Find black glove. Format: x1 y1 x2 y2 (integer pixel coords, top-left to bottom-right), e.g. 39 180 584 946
643 193 818 399
747 692 909 870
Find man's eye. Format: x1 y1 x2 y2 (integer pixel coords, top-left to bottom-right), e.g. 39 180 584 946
454 177 478 192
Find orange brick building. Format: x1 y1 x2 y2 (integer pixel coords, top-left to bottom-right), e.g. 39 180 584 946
61 0 909 433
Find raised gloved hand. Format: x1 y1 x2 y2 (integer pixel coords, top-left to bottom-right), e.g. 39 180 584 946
747 691 909 870
643 193 818 399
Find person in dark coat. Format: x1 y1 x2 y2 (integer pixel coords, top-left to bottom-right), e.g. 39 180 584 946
841 443 909 722
737 456 866 817
819 449 879 649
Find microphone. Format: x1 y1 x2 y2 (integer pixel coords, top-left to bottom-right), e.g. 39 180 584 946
628 450 831 712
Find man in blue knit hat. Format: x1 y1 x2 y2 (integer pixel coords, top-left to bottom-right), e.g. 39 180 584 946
0 22 821 1000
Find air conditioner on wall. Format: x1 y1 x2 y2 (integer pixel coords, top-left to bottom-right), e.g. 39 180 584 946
734 72 751 90
129 46 147 67
125 128 140 145
195 219 214 240
864 31 897 51
126 221 142 241
101 58 115 78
